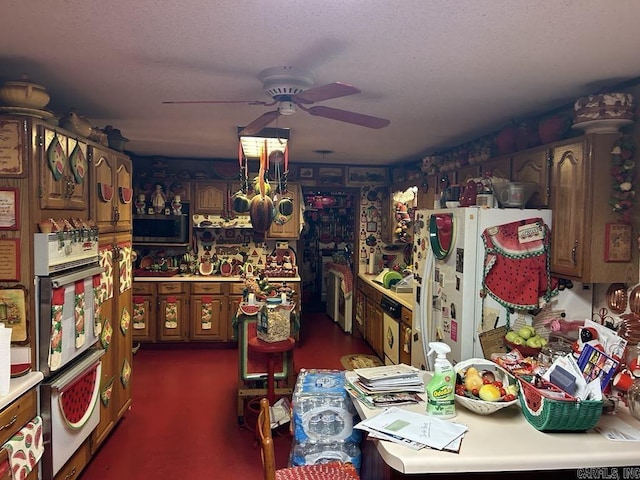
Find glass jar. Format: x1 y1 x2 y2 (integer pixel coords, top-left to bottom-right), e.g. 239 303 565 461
538 340 573 366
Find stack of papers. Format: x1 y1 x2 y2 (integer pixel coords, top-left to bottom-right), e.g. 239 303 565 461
344 364 424 408
354 407 468 452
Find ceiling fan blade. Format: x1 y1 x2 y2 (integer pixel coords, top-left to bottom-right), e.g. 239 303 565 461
162 99 274 105
303 105 390 129
293 82 360 104
240 110 282 135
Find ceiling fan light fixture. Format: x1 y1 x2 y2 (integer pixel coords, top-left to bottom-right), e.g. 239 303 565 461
238 126 290 159
277 101 297 116
259 66 314 98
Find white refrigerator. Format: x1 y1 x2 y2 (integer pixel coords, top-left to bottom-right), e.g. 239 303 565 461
411 207 553 369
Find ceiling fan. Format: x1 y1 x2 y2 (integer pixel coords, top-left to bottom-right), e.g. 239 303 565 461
162 66 391 135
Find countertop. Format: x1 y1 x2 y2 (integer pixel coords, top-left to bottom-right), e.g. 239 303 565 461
0 371 43 411
349 371 640 474
134 275 301 283
358 273 414 310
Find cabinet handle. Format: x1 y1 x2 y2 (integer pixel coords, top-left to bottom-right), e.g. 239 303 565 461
0 415 17 431
65 176 75 198
64 467 77 479
571 240 578 265
113 206 120 224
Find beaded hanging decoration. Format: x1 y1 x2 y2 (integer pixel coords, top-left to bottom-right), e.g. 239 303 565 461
610 135 635 224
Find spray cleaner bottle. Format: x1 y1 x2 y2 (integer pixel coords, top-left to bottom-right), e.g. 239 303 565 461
425 342 456 419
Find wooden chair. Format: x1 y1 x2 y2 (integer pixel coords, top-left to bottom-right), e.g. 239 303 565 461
257 398 360 480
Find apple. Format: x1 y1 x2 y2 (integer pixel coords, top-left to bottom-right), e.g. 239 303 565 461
512 336 525 345
518 326 535 340
478 384 501 402
505 331 519 343
526 336 542 348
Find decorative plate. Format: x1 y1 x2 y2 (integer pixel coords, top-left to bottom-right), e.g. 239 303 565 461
47 135 66 180
69 143 87 183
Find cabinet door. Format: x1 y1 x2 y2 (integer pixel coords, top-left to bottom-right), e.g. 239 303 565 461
268 183 300 239
480 156 511 180
193 181 226 214
158 295 189 341
113 235 133 420
512 147 551 207
90 147 117 233
416 175 437 210
39 127 89 211
455 165 480 185
132 295 155 342
190 295 226 340
114 154 133 231
369 303 384 359
549 141 586 278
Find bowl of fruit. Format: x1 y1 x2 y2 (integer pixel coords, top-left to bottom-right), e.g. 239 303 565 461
504 325 547 357
454 358 519 415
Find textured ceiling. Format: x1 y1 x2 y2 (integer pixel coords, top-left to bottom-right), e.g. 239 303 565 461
2 0 640 166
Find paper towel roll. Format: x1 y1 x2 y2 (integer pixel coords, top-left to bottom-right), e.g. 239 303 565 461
0 324 11 395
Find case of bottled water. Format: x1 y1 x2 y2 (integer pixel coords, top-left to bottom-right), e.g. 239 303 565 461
289 441 361 470
292 369 362 444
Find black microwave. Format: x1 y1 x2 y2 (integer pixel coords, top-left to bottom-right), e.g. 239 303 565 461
132 213 189 244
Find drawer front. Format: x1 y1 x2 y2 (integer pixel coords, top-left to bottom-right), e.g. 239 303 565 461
132 282 155 294
0 390 37 446
191 282 223 295
54 438 90 480
157 282 186 295
228 283 245 295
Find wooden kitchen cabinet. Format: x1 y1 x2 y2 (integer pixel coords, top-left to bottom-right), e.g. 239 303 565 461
511 145 551 207
356 279 384 358
54 438 91 480
190 282 227 341
93 232 133 451
268 183 301 239
132 282 156 343
158 282 189 341
0 390 37 447
399 306 412 366
549 134 638 283
455 164 480 185
192 180 228 214
39 124 89 213
480 156 511 181
89 147 133 233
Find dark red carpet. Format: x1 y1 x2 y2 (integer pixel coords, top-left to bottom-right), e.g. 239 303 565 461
80 312 375 479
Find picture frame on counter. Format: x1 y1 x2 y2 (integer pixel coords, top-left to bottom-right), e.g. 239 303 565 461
0 285 28 343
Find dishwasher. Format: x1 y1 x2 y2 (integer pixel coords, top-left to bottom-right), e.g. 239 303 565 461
380 296 401 365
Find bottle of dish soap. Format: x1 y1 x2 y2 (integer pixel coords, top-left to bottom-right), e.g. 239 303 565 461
425 342 456 419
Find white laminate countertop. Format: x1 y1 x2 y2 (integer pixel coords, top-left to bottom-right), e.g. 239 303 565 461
350 371 640 474
0 371 43 411
358 273 414 310
134 275 301 283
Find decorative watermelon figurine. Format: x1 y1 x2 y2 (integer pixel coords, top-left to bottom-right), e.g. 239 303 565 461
59 363 101 429
98 183 114 202
239 304 261 316
119 187 133 204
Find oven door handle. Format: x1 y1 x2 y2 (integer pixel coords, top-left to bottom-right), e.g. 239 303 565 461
50 265 104 289
50 349 105 391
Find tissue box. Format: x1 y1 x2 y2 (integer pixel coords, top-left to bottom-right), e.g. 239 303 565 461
256 303 293 343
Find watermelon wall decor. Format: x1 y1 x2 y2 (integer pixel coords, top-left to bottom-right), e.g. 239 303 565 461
58 363 101 430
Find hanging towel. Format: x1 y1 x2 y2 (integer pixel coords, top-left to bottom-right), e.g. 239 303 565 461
481 218 557 311
49 287 65 371
2 416 44 480
74 280 85 348
92 274 103 336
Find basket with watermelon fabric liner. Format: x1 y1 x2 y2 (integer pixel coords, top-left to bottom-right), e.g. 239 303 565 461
517 375 602 431
59 362 101 429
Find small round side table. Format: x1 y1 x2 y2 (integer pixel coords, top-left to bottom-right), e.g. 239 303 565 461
248 336 296 404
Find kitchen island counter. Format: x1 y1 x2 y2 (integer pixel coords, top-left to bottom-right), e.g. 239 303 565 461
351 372 640 478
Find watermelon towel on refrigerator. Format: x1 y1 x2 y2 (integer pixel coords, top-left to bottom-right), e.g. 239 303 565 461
2 416 44 480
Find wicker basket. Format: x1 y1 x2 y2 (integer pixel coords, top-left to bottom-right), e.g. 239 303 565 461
518 377 602 431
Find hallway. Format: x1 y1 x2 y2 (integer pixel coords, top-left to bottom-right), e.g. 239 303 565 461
81 311 376 479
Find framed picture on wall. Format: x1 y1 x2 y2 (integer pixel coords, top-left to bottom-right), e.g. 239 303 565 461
605 222 632 262
299 167 314 179
346 166 387 185
318 167 343 186
0 187 19 230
